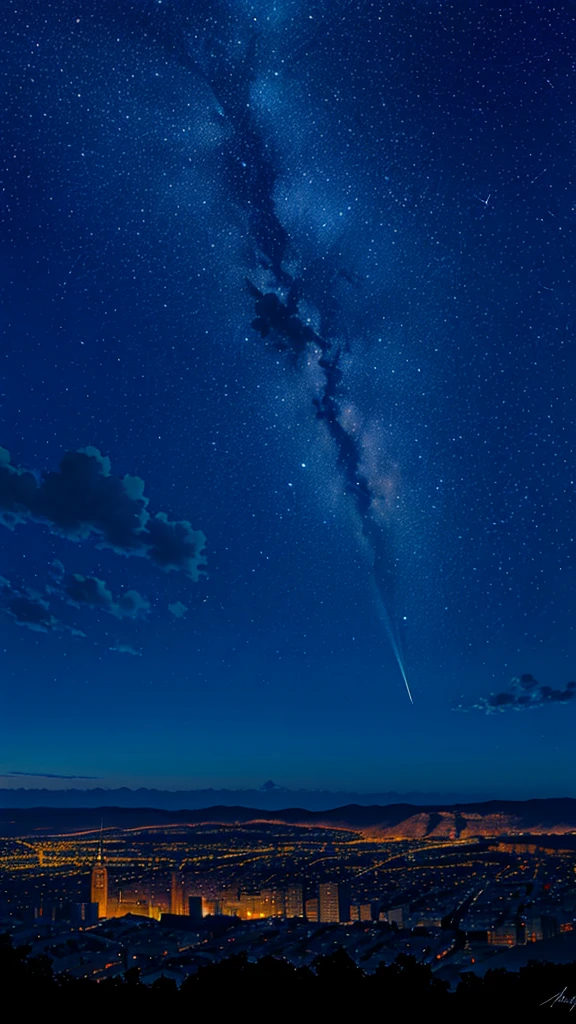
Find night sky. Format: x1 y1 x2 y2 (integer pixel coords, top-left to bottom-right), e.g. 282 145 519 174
2 0 576 798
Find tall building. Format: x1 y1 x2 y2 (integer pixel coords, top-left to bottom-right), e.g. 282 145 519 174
285 885 304 918
318 883 340 923
338 883 351 924
261 889 284 917
305 897 319 922
171 871 186 915
350 903 372 922
90 846 108 920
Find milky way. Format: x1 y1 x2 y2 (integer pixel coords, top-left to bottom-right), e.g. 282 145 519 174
149 1 419 698
2 0 576 793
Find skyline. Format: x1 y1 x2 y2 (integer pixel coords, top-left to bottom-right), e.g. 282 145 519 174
7 810 576 993
2 0 576 797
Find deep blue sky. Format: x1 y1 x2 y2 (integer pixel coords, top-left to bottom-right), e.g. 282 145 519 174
1 0 576 798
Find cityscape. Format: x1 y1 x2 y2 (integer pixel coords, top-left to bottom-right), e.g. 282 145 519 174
3 0 576 1012
2 810 576 989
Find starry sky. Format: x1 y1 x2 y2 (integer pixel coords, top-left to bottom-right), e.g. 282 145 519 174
2 0 576 799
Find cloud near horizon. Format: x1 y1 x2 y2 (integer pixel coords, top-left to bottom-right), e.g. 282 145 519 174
1 771 102 780
456 673 576 714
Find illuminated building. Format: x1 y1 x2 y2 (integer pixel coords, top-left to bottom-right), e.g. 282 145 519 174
319 882 340 923
261 889 284 917
488 924 517 947
221 898 243 918
285 885 304 918
305 897 319 922
90 839 108 919
218 889 286 921
352 902 374 922
170 872 186 916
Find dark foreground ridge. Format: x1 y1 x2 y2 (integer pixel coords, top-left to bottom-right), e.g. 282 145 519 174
2 797 576 837
2 933 576 1014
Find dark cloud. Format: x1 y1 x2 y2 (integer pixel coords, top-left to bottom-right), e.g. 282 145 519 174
457 674 576 714
50 563 150 620
1 771 101 780
0 446 206 579
0 576 84 636
168 601 188 618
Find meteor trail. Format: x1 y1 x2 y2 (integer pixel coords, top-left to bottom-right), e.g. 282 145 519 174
371 581 414 704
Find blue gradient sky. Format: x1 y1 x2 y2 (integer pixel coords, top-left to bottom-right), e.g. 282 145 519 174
1 0 576 797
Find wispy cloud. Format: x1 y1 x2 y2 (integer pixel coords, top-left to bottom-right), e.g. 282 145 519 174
0 575 85 636
1 771 101 780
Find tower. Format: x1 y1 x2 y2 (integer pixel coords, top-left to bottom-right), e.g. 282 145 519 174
318 882 340 923
90 828 108 919
285 885 304 918
170 871 186 915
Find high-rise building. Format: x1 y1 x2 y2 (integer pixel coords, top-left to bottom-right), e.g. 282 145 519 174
318 883 340 923
90 827 108 919
261 889 284 917
285 885 304 918
338 883 351 924
350 903 372 922
170 872 186 915
90 860 108 919
305 897 319 922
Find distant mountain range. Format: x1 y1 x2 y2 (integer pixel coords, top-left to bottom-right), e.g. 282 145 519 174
2 798 576 839
0 786 492 811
